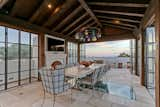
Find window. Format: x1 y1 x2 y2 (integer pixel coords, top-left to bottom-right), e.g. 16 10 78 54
67 42 78 64
145 27 155 98
0 26 39 90
0 26 5 90
80 44 86 61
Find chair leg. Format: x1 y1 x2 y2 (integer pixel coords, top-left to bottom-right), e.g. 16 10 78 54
41 90 46 107
70 89 72 104
52 94 56 107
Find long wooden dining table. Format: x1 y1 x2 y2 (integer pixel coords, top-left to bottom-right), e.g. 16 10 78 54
65 64 105 79
65 64 105 89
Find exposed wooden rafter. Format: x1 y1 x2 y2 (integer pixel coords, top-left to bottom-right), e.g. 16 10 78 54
140 0 155 29
67 17 92 36
94 10 144 17
10 0 18 16
0 14 77 42
52 5 83 31
97 15 141 23
29 1 49 23
101 20 136 28
77 0 102 27
103 23 133 31
62 12 88 33
87 21 96 27
88 2 149 8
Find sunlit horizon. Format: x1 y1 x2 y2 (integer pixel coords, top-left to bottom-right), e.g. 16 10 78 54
85 40 131 57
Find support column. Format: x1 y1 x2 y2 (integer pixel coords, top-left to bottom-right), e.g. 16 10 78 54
155 0 160 106
77 43 80 63
38 33 45 80
141 31 145 86
65 40 68 64
135 38 139 76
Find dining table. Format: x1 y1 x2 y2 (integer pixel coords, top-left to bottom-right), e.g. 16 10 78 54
65 63 106 89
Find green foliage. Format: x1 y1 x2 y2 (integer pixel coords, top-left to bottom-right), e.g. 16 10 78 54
0 44 31 60
118 52 130 57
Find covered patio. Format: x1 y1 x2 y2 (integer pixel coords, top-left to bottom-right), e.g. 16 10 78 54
0 0 160 107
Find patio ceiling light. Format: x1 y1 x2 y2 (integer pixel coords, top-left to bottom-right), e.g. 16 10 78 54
48 3 52 9
114 20 120 24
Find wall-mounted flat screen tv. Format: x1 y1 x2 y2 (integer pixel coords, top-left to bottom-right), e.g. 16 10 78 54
47 37 65 52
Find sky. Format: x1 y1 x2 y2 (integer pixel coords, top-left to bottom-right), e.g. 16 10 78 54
85 40 131 57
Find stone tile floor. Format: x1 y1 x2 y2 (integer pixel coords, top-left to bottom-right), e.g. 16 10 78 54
0 69 155 107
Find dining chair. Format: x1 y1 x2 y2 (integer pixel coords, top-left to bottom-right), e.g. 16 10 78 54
39 66 73 107
79 67 100 95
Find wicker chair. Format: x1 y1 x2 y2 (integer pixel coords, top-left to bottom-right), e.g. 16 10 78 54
39 66 73 107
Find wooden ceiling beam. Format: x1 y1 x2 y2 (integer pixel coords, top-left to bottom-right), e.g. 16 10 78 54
140 0 155 29
103 23 133 31
101 20 136 28
0 13 78 42
10 0 18 16
52 5 83 31
97 15 141 23
62 12 88 33
29 1 49 23
94 10 144 17
67 18 92 36
87 21 96 27
88 2 149 8
77 0 102 27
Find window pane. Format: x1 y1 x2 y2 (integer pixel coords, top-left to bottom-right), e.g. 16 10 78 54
21 45 30 58
8 28 19 43
0 59 5 90
21 71 29 85
7 73 18 88
0 26 5 42
31 34 38 46
21 31 30 44
8 44 19 59
0 43 5 59
31 58 38 70
31 70 38 82
7 59 18 88
31 46 38 57
21 59 29 71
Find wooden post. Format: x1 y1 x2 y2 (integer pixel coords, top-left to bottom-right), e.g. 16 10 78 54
135 38 139 76
65 40 68 64
77 43 80 63
155 0 160 106
141 30 145 86
38 33 45 68
38 33 45 80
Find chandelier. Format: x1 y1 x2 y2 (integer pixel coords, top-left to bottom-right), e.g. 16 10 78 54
74 27 101 42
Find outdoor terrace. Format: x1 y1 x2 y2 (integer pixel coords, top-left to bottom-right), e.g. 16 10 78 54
0 69 154 107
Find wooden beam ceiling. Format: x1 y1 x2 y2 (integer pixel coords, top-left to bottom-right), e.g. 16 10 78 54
62 12 88 33
101 20 136 28
29 0 46 23
0 13 77 42
97 15 141 24
94 10 144 17
87 2 149 8
103 23 133 31
140 0 155 29
52 5 83 31
67 17 92 36
10 0 17 16
77 0 102 27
